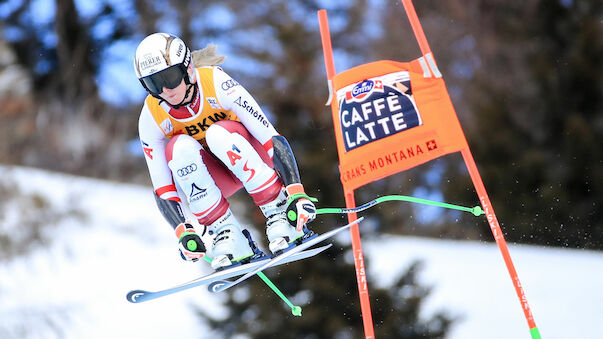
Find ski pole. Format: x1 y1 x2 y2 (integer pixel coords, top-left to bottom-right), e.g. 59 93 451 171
255 271 303 316
202 256 302 316
316 194 484 216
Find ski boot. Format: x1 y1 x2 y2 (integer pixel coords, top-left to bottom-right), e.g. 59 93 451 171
208 209 265 270
260 190 316 256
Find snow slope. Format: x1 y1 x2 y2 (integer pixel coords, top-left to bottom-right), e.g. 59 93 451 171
0 166 601 339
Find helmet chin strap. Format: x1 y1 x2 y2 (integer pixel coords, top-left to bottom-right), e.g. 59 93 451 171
163 82 197 109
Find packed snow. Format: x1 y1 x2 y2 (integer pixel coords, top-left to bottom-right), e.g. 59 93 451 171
0 166 601 339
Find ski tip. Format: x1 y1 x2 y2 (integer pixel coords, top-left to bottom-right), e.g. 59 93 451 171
208 280 231 293
126 290 149 303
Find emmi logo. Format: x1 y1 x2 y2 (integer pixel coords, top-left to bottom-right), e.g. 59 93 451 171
184 112 227 136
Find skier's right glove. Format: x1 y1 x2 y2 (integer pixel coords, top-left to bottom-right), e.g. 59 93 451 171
284 183 318 232
175 222 207 262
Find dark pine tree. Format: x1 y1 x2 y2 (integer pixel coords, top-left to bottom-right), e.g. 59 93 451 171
196 246 454 338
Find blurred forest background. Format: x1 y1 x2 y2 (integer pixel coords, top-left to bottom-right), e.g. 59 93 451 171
1 0 601 338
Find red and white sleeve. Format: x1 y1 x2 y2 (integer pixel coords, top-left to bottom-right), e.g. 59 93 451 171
138 102 180 202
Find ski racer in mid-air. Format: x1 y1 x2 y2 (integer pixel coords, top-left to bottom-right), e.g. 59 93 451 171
134 33 316 270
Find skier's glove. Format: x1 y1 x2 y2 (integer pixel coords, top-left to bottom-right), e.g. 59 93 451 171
175 222 207 262
284 184 317 232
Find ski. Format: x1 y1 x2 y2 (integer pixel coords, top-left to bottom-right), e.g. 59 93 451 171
126 243 332 303
208 217 364 293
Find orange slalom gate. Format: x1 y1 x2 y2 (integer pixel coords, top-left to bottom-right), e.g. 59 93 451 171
317 1 541 338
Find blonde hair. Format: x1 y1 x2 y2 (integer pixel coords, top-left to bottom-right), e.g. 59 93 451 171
191 44 226 67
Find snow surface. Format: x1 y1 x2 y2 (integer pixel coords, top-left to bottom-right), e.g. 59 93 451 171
1 166 602 339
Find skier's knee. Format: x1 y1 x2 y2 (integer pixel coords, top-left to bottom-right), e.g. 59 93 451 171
205 123 229 151
166 134 203 163
206 122 252 151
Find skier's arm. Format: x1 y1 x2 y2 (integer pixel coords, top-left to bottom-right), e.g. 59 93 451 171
272 135 317 230
138 103 180 203
153 192 186 227
153 191 207 261
271 135 301 186
139 103 206 260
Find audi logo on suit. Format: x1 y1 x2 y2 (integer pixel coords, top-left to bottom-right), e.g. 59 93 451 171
221 79 239 91
177 164 198 177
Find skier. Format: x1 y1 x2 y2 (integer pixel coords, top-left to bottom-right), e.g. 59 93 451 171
134 33 316 269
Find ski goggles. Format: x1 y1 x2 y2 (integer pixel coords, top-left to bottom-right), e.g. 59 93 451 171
140 65 186 96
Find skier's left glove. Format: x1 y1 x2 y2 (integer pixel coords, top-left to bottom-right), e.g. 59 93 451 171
175 222 207 262
284 184 317 232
